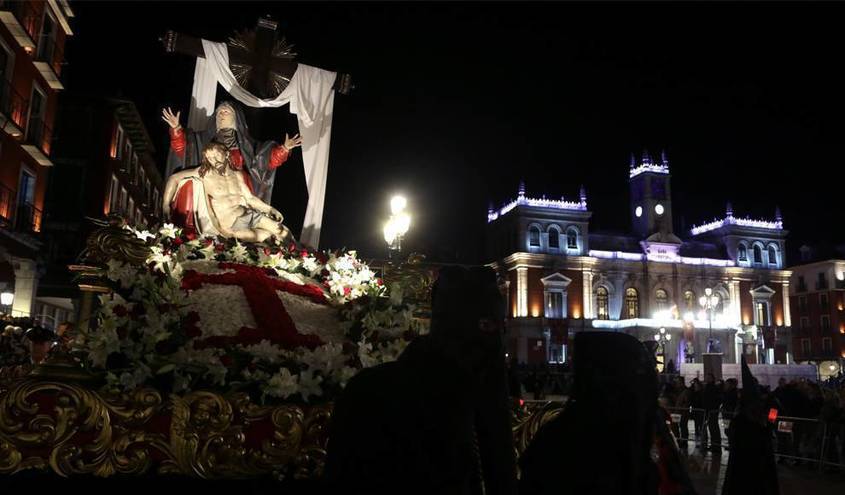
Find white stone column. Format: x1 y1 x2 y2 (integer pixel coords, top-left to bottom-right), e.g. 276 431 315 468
582 270 593 319
781 281 792 327
11 257 38 317
729 280 741 326
503 280 511 318
516 267 528 317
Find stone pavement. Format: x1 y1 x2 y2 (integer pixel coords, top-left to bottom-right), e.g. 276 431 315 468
681 444 845 495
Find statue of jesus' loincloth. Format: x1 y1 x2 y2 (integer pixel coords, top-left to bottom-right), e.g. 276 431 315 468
163 142 293 243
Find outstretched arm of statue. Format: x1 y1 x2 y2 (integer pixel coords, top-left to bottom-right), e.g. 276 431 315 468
239 176 284 222
162 108 187 157
268 133 302 170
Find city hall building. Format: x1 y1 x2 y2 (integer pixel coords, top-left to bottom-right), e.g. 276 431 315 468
487 151 792 366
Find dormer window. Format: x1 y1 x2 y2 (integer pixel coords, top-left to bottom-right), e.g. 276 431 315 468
738 244 747 261
767 245 778 266
566 227 578 250
529 226 541 247
548 226 560 249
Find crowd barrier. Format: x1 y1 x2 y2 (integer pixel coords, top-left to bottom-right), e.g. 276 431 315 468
665 406 845 471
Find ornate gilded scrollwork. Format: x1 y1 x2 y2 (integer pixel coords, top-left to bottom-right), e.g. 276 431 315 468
0 375 562 479
79 215 151 267
0 376 335 479
512 401 564 460
380 253 436 317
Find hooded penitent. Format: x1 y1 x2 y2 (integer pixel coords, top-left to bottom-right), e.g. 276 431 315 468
520 331 659 495
721 355 779 495
325 266 517 495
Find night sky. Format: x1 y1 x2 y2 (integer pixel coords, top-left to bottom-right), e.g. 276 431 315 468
64 2 845 263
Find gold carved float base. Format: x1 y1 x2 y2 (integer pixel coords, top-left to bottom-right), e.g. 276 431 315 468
0 376 563 479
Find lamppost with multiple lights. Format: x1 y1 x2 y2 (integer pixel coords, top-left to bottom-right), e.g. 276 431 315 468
699 287 720 353
383 195 411 258
654 326 672 371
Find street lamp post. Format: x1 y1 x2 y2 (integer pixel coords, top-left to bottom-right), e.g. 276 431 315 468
654 326 671 372
699 287 720 353
383 195 411 259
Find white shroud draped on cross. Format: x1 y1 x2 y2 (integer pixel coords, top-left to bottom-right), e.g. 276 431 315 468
187 39 336 248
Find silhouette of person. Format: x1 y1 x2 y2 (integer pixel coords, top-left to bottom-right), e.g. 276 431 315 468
325 266 517 495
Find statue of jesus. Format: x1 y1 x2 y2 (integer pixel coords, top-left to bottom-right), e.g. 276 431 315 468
162 102 302 204
163 142 293 243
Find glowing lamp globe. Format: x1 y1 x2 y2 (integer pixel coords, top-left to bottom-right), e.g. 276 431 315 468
383 223 398 244
0 291 13 306
394 212 411 236
390 195 407 215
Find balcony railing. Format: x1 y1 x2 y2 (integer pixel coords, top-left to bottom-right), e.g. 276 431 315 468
0 78 27 131
26 116 52 155
816 280 829 290
14 200 41 233
34 34 63 77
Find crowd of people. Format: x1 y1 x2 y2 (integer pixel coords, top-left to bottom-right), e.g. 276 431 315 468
657 370 845 471
0 314 71 378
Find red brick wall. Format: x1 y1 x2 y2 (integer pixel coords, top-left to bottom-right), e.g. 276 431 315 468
739 281 753 325
563 270 583 319
527 268 543 317
771 282 785 327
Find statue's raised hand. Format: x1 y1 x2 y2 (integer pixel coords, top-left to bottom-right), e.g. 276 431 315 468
283 133 303 150
161 107 181 129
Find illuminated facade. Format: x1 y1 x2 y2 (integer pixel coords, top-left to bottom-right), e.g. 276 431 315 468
487 151 792 365
0 0 73 317
788 258 845 375
36 96 163 326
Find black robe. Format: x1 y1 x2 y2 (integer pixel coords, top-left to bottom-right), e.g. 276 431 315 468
324 335 517 495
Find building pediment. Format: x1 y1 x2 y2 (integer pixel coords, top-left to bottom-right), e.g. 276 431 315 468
750 285 776 298
541 272 572 288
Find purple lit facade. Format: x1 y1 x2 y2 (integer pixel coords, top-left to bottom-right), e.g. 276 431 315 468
487 151 793 366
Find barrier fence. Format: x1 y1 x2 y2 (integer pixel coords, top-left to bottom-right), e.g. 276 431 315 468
665 406 845 471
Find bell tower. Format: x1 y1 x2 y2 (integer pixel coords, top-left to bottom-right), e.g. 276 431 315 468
629 150 673 239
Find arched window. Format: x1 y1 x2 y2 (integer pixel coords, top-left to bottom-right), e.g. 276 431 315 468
767 245 778 266
625 288 639 319
753 245 763 264
596 287 609 320
529 226 541 247
566 227 578 250
737 244 748 262
684 290 695 312
655 289 669 313
548 226 560 249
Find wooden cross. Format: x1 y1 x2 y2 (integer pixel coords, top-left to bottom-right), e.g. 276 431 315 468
161 16 353 98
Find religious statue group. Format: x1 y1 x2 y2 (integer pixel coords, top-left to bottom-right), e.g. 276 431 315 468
161 102 301 244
